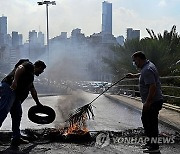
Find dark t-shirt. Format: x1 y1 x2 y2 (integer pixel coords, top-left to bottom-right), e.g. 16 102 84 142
2 61 34 100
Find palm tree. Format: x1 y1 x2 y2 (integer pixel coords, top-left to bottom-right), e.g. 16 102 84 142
103 25 180 78
103 38 141 80
144 25 180 75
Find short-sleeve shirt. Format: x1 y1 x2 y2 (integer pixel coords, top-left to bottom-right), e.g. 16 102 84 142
139 60 163 103
2 61 34 100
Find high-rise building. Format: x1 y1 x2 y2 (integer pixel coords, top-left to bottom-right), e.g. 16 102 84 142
0 15 7 35
0 15 7 45
126 28 140 40
102 1 112 35
38 31 44 47
29 30 38 44
18 34 23 46
28 30 44 60
12 31 23 47
12 31 19 47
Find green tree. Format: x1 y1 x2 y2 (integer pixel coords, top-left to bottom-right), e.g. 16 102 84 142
104 25 180 78
103 39 141 80
144 25 180 75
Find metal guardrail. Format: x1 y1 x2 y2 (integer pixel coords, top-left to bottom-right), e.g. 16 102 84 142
163 103 180 112
109 76 180 112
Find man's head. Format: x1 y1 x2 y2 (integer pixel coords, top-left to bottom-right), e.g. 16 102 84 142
132 51 147 68
34 60 46 76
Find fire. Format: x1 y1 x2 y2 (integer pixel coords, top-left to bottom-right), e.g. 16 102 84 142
64 114 88 135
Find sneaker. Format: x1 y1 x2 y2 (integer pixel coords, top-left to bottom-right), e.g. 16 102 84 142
11 138 29 147
143 147 160 153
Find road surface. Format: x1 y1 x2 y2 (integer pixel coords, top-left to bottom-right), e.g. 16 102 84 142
0 90 179 154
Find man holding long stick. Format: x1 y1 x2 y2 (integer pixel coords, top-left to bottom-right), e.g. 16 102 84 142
126 51 163 153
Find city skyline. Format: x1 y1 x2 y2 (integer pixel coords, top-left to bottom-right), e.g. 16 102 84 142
0 0 180 42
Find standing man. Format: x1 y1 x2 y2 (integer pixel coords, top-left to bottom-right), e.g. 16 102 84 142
126 51 163 153
0 60 46 147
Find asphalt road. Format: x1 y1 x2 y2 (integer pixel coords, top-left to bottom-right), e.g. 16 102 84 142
0 90 145 131
0 90 179 154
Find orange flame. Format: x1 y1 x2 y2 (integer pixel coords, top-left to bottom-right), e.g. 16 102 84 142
64 114 88 135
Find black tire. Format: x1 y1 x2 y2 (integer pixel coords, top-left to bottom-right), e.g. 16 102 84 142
28 105 56 124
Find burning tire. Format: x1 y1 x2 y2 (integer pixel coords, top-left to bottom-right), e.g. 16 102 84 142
28 105 56 124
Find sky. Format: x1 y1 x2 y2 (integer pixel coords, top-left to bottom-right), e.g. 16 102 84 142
0 0 180 42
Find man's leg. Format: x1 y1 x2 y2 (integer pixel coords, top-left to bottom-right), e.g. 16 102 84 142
147 102 163 149
10 100 22 141
141 109 151 146
10 99 29 147
0 82 15 127
148 108 159 149
143 101 163 153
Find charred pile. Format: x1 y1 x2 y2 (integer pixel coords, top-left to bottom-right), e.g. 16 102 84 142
23 127 93 144
0 127 179 145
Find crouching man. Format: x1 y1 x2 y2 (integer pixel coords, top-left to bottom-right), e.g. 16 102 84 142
0 60 46 148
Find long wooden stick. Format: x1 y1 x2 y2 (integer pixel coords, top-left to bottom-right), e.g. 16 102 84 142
88 76 126 105
67 76 126 124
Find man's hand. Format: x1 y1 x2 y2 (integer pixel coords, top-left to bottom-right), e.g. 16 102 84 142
36 102 43 107
126 73 140 78
143 102 151 112
126 73 135 78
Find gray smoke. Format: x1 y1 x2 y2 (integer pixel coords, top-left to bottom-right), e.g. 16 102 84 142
54 90 87 128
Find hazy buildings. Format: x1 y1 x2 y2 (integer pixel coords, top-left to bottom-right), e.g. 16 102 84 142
29 30 44 46
71 28 86 44
127 28 140 40
12 31 19 47
29 30 38 45
38 31 45 47
102 1 112 35
11 31 24 69
116 35 124 46
28 30 45 60
0 1 141 81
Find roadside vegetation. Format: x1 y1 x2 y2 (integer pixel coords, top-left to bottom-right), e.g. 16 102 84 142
104 25 180 106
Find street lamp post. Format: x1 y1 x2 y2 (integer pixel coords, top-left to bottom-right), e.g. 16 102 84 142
37 1 56 65
37 1 56 88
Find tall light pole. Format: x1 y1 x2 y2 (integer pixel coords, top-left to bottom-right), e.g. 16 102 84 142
37 1 56 65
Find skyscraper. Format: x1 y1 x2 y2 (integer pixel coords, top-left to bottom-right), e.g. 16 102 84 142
0 15 7 45
29 30 38 45
38 31 45 47
12 31 19 47
0 15 7 35
102 1 112 35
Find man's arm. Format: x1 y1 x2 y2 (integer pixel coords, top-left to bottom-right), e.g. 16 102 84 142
126 73 140 78
11 65 25 90
30 84 43 106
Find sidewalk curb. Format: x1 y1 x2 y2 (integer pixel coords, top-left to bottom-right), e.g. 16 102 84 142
26 94 60 100
104 94 180 132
